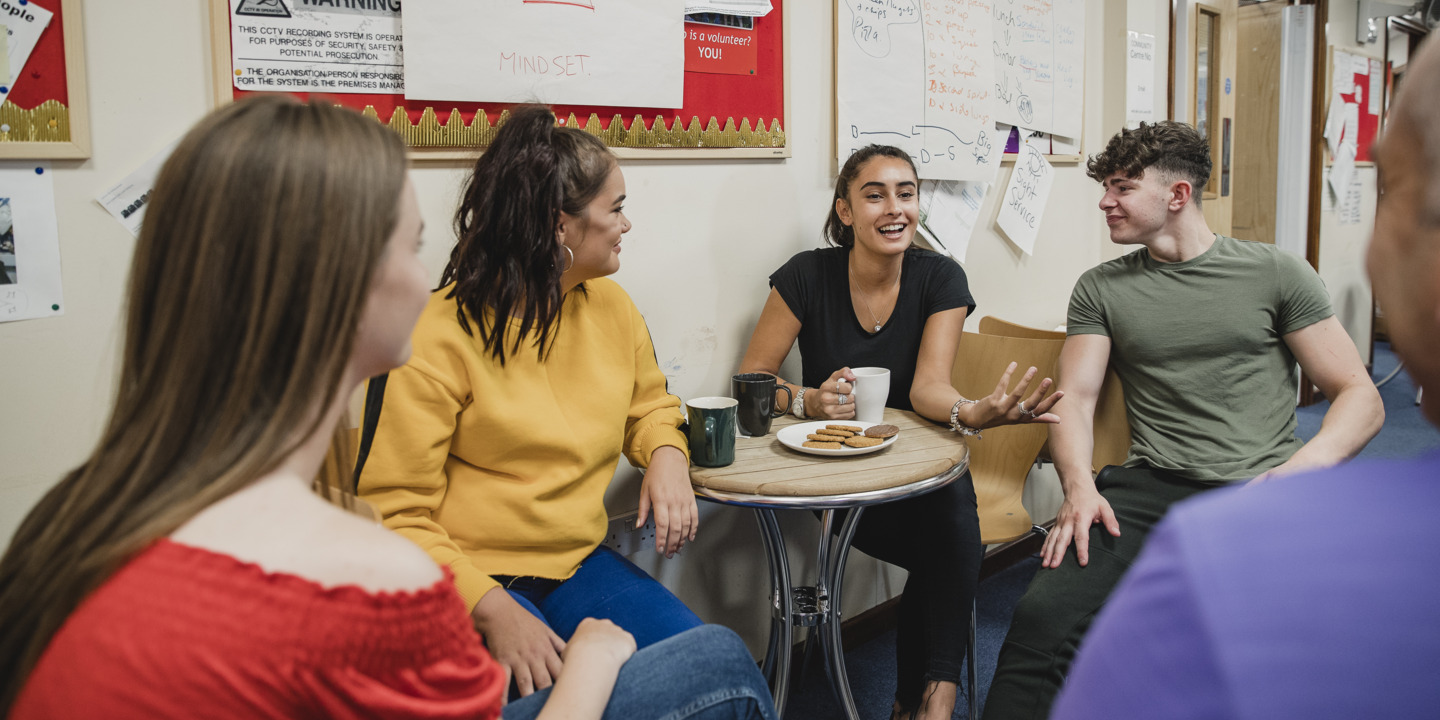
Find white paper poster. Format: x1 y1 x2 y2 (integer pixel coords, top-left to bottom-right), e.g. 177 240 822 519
403 0 684 108
230 0 404 94
1322 92 1343 158
919 179 988 263
991 0 1085 137
1328 142 1356 200
0 2 52 105
0 163 63 324
996 144 1054 255
1368 58 1383 115
1337 170 1363 225
95 142 178 238
838 0 998 181
1126 31 1156 129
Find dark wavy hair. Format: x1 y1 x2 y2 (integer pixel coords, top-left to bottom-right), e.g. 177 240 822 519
824 144 920 248
443 105 615 364
1086 121 1212 206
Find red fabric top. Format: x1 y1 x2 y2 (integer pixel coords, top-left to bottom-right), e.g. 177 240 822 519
12 539 505 719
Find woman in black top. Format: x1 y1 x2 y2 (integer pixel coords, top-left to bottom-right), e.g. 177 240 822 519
739 145 1062 720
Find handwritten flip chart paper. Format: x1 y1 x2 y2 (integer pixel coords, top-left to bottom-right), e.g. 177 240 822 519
95 142 178 238
838 0 999 181
919 179 988 262
1126 31 1156 129
0 2 52 105
0 163 63 324
402 0 685 108
996 144 1053 254
231 0 404 94
991 0 1084 137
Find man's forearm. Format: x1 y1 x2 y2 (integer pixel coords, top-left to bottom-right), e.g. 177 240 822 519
1290 381 1384 468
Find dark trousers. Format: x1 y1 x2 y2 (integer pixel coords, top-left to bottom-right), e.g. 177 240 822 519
835 471 985 709
981 464 1218 720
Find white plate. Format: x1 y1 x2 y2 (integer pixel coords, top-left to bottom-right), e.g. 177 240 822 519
776 421 899 457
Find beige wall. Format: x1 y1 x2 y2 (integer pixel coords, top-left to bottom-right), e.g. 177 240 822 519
0 0 1174 655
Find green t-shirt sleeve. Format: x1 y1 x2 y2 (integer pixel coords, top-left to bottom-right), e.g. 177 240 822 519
1067 269 1110 336
1275 251 1334 334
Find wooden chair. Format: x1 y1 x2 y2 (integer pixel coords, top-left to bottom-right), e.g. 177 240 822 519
977 316 1131 474
951 329 1064 717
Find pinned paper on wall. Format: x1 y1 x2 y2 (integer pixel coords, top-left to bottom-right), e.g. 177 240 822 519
0 3 53 105
1126 31 1157 129
402 0 685 108
991 0 1085 137
1337 170 1363 225
1322 92 1343 158
0 163 63 324
230 0 404 95
919 179 989 263
95 142 177 238
837 0 1001 182
1341 102 1359 147
1328 142 1356 200
996 144 1054 255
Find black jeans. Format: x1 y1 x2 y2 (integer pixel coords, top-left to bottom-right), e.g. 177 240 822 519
982 464 1219 720
832 470 984 709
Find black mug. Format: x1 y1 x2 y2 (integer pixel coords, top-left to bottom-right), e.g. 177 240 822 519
732 373 792 437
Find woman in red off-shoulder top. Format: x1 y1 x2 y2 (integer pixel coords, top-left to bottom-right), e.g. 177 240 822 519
0 97 774 720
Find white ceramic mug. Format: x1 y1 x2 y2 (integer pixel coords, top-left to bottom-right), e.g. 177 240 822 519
850 367 891 424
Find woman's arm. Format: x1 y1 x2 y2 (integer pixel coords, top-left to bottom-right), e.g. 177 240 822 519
739 288 858 421
533 619 637 720
909 309 1064 429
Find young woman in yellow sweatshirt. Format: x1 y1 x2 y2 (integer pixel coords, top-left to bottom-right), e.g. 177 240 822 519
358 106 703 700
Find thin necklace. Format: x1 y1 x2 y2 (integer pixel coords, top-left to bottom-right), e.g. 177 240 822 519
849 264 894 333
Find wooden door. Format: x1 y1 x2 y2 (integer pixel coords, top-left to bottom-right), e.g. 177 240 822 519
1232 1 1284 244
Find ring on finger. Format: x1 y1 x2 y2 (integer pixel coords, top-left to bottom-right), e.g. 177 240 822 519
838 394 848 405
1017 400 1036 418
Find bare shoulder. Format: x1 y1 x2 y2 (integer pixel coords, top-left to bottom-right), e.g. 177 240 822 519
172 478 444 594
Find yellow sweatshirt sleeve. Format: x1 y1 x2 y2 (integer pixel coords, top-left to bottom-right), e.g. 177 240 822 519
622 299 689 469
357 362 499 609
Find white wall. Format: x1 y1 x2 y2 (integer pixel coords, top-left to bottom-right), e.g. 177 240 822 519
0 0 1152 655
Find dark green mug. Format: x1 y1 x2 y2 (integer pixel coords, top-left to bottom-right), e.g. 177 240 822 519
686 396 737 468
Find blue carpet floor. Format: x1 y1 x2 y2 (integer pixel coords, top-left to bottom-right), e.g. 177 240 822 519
782 342 1438 719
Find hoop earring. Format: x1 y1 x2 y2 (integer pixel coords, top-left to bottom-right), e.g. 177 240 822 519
561 245 575 272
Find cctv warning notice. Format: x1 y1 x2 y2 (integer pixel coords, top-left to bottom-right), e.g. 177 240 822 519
230 0 404 94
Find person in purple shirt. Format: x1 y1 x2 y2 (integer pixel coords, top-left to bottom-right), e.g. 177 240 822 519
1051 35 1440 720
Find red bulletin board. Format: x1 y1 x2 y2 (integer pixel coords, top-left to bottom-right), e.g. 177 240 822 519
1331 48 1382 163
209 0 788 161
0 0 90 159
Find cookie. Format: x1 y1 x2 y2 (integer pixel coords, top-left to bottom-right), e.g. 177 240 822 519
816 428 855 438
827 424 863 433
864 424 900 439
803 440 843 450
844 436 884 448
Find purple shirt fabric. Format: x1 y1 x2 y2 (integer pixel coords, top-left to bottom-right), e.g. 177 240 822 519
1052 450 1440 720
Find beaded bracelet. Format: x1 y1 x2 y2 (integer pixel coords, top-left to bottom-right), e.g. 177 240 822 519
950 397 982 438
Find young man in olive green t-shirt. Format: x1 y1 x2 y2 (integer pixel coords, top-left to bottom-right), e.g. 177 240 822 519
982 122 1384 720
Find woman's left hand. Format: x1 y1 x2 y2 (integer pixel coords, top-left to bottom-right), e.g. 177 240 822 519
965 361 1065 428
638 446 699 558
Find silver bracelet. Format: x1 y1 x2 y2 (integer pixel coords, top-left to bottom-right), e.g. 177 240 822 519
950 397 982 438
792 386 809 419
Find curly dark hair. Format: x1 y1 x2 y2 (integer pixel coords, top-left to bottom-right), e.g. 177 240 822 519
442 105 615 365
824 145 920 248
1086 121 1212 205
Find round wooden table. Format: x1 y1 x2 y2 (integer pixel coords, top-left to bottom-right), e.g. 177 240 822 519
689 408 969 719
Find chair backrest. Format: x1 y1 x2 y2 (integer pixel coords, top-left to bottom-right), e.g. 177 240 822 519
978 315 1064 341
952 331 1064 544
975 317 1132 475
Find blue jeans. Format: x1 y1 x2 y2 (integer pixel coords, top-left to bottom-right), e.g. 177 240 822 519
494 545 702 650
502 625 778 720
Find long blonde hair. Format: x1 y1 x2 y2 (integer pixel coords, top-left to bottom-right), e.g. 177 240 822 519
0 96 408 710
